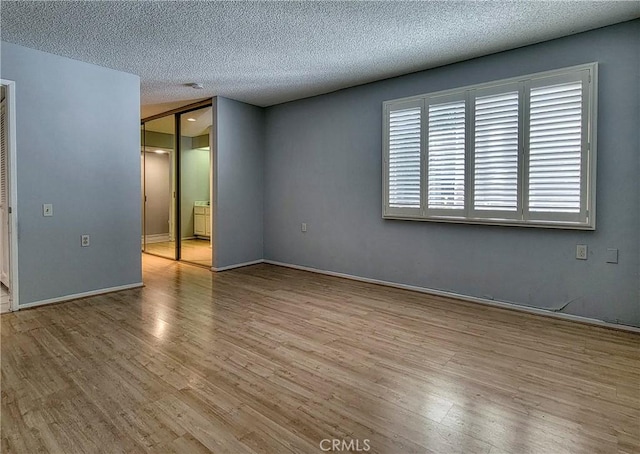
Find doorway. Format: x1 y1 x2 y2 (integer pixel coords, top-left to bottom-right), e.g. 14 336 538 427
141 101 213 268
1 79 18 312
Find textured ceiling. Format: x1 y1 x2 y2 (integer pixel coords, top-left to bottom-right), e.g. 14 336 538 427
1 1 639 116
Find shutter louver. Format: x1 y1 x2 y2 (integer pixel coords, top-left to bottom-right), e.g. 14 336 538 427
428 100 465 210
528 81 583 213
474 91 519 212
388 107 421 209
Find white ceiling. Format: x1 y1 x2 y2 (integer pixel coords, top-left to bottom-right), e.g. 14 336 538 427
1 1 638 117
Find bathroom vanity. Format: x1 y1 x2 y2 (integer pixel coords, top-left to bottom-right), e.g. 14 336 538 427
193 201 210 238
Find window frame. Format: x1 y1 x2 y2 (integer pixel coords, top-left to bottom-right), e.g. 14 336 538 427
382 62 597 230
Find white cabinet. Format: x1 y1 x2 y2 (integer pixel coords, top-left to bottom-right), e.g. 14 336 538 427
194 205 211 238
194 210 205 235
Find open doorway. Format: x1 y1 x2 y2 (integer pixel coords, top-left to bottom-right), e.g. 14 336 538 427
141 101 213 268
1 79 18 312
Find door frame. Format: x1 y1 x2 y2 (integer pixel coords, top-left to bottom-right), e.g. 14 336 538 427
2 79 19 311
141 99 213 267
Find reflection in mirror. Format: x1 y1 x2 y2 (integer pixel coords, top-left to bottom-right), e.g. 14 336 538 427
179 106 212 267
142 115 176 260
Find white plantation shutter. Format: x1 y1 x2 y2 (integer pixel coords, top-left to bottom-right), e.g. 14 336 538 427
527 76 586 220
383 63 595 228
427 97 466 212
384 100 423 216
472 89 520 215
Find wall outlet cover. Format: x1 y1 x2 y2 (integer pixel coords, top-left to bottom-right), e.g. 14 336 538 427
576 244 587 260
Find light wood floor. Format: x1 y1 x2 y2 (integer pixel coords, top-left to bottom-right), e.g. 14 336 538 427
1 255 639 453
144 238 212 267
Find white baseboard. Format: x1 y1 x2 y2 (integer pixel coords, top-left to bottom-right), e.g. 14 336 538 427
17 282 144 310
212 259 264 272
264 260 640 334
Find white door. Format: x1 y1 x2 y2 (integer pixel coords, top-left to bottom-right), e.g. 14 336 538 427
0 99 9 288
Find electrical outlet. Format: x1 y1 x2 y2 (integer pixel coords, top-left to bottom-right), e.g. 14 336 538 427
81 235 90 247
301 223 307 233
43 204 53 217
576 244 587 260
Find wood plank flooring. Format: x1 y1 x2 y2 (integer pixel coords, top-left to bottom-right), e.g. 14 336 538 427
145 239 212 267
1 254 639 453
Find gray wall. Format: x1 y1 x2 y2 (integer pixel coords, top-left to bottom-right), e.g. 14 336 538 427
180 139 210 238
1 42 142 305
264 21 640 327
143 130 174 150
213 96 264 268
143 151 171 236
142 130 210 240
142 130 174 237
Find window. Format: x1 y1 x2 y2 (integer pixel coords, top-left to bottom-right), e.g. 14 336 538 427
383 63 597 229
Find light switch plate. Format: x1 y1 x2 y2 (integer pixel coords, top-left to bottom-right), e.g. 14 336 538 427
43 204 53 217
606 248 618 264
